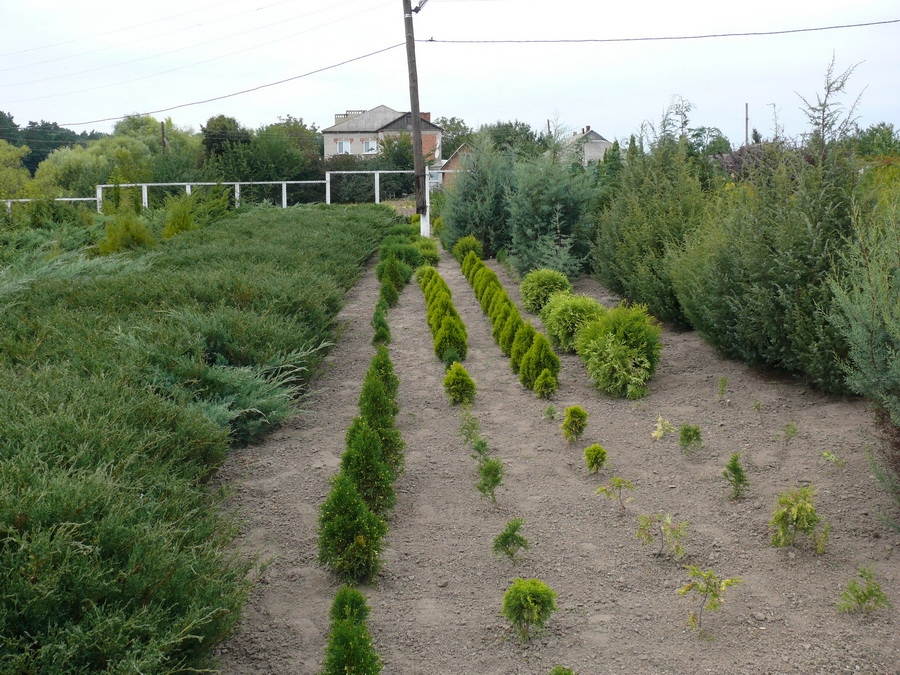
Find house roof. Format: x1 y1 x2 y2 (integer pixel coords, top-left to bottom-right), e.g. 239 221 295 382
563 128 610 145
322 105 442 134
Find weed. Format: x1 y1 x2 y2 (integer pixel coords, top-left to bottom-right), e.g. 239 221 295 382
723 453 749 499
652 415 675 440
678 565 742 634
753 400 762 413
501 578 558 641
584 443 608 474
477 456 504 503
459 409 481 444
493 518 530 564
782 421 798 444
548 668 578 675
717 376 728 397
543 404 560 420
770 485 829 553
637 513 688 559
822 451 845 467
679 424 702 453
596 476 635 511
561 405 588 443
837 565 892 613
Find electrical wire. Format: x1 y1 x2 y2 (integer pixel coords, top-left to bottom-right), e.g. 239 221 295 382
59 43 406 127
424 18 900 44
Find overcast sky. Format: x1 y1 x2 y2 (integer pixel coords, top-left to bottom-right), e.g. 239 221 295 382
2 0 898 148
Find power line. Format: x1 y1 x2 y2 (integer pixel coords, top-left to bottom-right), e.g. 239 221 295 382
424 18 900 44
60 43 406 127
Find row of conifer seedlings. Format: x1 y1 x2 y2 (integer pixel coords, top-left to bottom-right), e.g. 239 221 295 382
317 223 434 673
457 242 560 399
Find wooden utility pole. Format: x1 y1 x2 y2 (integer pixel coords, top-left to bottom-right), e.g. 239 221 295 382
403 0 428 233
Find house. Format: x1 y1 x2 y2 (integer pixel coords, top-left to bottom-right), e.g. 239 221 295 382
321 105 443 160
437 142 472 189
562 126 613 165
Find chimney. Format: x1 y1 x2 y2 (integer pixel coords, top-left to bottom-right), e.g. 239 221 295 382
420 112 431 122
586 125 591 133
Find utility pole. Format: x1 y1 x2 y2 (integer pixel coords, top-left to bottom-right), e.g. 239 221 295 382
403 0 428 235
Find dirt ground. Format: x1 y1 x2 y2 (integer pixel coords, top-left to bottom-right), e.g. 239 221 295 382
211 246 900 675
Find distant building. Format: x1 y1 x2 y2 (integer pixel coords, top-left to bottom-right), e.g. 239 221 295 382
321 105 443 160
562 126 613 165
437 142 471 188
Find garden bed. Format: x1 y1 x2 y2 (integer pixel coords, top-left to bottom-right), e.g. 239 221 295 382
213 249 899 674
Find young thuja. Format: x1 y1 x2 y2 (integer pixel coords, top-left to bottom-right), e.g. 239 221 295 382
637 513 688 559
678 565 741 635
770 485 829 554
493 518 530 564
837 565 892 613
651 415 675 441
722 453 749 499
595 476 635 511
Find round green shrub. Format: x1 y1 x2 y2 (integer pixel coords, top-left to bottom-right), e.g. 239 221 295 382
329 585 370 625
574 301 662 376
375 253 411 289
379 280 399 308
510 322 537 374
561 405 588 442
519 333 560 390
501 578 558 641
533 368 558 399
321 618 383 675
520 268 572 314
434 314 468 362
317 472 387 583
380 241 423 269
541 292 607 353
443 362 477 405
452 234 484 263
341 418 395 515
415 237 440 266
584 333 652 399
498 310 524 357
584 443 607 473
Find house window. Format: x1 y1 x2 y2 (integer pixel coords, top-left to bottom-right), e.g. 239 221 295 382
363 140 378 154
337 140 351 154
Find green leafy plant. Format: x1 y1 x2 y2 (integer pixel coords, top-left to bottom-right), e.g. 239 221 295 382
471 437 490 461
444 362 476 405
770 485 829 553
548 668 577 675
97 211 158 254
452 234 484 262
717 376 728 397
723 453 749 499
540 292 607 353
595 476 635 511
582 332 652 399
561 405 588 442
837 565 892 613
477 456 504 502
783 421 798 444
318 473 388 583
493 518 530 564
501 578 558 641
533 368 559 399
651 415 675 440
519 333 560 391
678 566 742 634
543 404 560 420
583 443 607 474
753 399 762 413
822 451 845 467
329 585 371 625
637 513 688 559
459 409 481 444
519 268 573 314
679 424 702 453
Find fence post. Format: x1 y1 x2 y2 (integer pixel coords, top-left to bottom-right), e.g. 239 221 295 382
282 182 287 208
325 173 331 204
4 200 10 216
185 184 192 196
96 185 103 212
421 175 431 237
374 172 381 204
141 184 149 209
234 183 240 208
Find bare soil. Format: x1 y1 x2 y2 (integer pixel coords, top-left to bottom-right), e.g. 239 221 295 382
212 246 900 675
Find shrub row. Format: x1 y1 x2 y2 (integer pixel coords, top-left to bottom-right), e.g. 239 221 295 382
418 265 468 365
461 249 559 398
318 345 404 583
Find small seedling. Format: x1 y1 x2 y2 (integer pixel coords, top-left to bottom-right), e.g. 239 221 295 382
471 437 490 461
548 668 577 675
679 424 702 453
651 415 675 441
717 376 728 397
782 421 798 444
583 443 608 474
753 400 762 414
722 453 749 499
561 405 588 443
770 485 829 554
477 456 504 503
493 518 530 564
637 513 688 559
459 409 481 444
678 565 741 634
501 578 557 641
837 565 892 613
543 404 560 420
595 476 635 511
822 451 845 467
